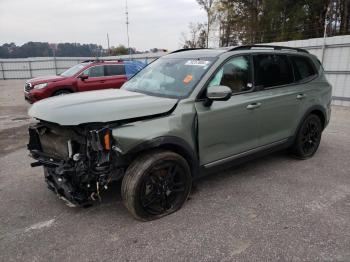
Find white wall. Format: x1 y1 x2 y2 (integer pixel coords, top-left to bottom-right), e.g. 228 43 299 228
267 35 350 106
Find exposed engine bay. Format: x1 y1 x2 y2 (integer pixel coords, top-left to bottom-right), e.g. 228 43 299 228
28 122 124 207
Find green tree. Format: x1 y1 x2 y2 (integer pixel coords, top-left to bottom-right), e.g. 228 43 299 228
182 23 207 48
196 0 216 47
110 45 129 56
211 0 340 46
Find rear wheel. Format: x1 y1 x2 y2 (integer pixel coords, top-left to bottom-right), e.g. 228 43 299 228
291 114 322 159
121 151 192 221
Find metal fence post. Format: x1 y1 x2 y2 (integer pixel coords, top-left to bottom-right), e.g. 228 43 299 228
54 56 58 75
321 43 327 65
28 60 33 78
0 61 4 80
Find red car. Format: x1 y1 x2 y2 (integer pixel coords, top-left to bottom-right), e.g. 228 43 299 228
24 60 146 103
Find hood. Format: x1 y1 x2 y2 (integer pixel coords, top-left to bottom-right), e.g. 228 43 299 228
28 89 178 125
27 75 67 84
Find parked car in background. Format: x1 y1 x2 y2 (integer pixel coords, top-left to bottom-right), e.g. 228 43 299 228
24 60 146 103
27 45 332 221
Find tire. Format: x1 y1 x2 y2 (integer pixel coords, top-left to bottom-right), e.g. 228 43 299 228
290 114 322 159
121 150 192 221
53 89 72 96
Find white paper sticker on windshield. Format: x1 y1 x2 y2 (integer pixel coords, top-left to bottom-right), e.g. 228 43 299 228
185 60 210 66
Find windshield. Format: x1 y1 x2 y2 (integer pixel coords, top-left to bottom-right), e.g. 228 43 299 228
122 57 216 98
60 63 90 77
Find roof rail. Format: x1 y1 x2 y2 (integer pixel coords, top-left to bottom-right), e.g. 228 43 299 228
228 45 309 54
170 48 208 54
81 59 125 63
103 59 124 62
82 59 103 63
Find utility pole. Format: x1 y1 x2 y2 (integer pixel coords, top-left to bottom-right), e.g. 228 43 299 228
125 0 131 59
107 33 110 56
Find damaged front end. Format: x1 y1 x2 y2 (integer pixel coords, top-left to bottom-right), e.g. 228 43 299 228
28 122 124 207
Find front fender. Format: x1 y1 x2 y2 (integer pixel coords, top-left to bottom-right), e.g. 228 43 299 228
124 136 199 177
111 101 199 177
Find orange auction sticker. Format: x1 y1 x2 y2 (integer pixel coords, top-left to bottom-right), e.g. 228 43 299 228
183 74 193 84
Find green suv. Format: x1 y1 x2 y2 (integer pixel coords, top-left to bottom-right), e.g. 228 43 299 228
27 45 332 220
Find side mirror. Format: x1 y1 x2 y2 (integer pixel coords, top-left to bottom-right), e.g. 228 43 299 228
79 74 89 81
204 85 232 106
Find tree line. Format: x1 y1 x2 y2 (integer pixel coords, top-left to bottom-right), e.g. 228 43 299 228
0 42 167 58
183 0 350 48
0 42 105 58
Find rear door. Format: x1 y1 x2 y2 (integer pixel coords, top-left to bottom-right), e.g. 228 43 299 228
77 65 109 91
195 55 259 166
289 55 320 119
252 54 304 146
104 64 127 89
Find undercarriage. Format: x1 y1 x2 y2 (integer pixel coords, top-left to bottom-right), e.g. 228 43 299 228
28 122 124 206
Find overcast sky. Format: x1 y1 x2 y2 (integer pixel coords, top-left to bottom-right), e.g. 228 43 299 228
0 0 206 51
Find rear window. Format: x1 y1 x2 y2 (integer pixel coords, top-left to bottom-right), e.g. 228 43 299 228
105 65 125 76
291 56 317 81
253 54 294 88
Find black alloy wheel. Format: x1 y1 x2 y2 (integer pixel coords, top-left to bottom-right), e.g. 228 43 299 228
291 114 322 159
122 151 192 221
139 161 187 215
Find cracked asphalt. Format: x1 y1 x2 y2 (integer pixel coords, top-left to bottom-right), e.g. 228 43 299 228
0 80 349 262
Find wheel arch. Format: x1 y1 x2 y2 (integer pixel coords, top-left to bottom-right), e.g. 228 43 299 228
304 105 327 129
294 105 327 139
309 108 326 129
124 136 199 178
52 86 74 96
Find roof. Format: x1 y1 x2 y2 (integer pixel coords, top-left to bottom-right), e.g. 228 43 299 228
165 45 309 59
164 49 227 59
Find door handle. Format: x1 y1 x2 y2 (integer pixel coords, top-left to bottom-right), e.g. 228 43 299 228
296 94 306 100
246 102 261 110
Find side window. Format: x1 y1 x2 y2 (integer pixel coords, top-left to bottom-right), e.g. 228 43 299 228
105 65 125 76
253 54 294 88
291 56 317 81
83 66 104 77
208 55 253 94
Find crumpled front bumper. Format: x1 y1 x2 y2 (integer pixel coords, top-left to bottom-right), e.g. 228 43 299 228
28 123 124 207
44 167 92 207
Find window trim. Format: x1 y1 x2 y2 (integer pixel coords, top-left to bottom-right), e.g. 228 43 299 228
196 54 255 100
251 53 319 92
196 52 320 100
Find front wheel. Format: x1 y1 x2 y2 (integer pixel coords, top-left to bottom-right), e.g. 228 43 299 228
121 151 192 221
290 114 322 159
53 89 72 96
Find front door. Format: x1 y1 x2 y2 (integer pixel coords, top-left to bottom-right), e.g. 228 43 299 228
77 65 109 92
195 55 259 166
